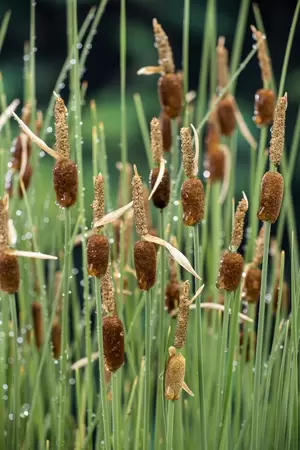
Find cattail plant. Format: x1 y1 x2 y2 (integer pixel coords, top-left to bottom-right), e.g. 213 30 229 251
165 254 180 317
243 226 264 303
31 301 44 350
137 19 182 119
51 319 62 360
160 110 172 152
165 346 193 400
217 193 248 291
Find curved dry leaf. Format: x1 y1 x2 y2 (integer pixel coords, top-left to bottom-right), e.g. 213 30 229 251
71 351 99 370
142 233 201 280
182 381 194 397
19 134 29 179
186 91 197 104
190 124 199 177
8 219 17 246
0 99 20 132
148 158 166 200
5 249 58 260
234 102 257 149
188 284 205 306
218 144 231 205
93 201 133 228
137 66 163 75
198 302 253 323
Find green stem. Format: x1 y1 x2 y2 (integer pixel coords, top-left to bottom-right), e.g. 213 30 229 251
250 221 271 450
134 358 145 450
9 295 19 450
120 0 127 201
112 372 121 450
57 208 72 450
133 93 152 170
182 0 190 126
166 401 175 450
143 289 152 449
0 10 11 53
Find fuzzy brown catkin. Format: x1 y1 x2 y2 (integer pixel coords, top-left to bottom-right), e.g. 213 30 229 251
92 174 105 226
252 26 271 84
152 18 175 74
151 117 163 164
101 267 116 314
180 127 194 179
231 197 248 250
32 302 44 349
253 225 265 267
54 96 70 159
0 198 9 248
269 95 287 167
0 253 20 293
132 169 148 236
174 281 190 348
217 36 229 89
165 347 186 400
257 171 284 223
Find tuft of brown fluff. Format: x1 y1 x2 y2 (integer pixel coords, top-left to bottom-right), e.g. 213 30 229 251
269 95 287 167
216 97 236 136
244 267 261 303
51 321 62 359
92 174 105 227
180 127 194 179
257 171 284 223
181 178 205 226
101 267 116 314
0 197 9 248
102 315 124 372
152 18 175 74
160 111 172 152
205 149 225 182
0 253 20 293
151 117 163 164
132 167 148 236
53 159 78 208
231 196 248 250
217 252 244 291
253 89 275 126
165 346 185 400
32 302 44 350
134 240 157 291
54 96 70 159
174 281 190 349
18 164 33 198
158 74 183 119
150 167 170 209
87 234 109 278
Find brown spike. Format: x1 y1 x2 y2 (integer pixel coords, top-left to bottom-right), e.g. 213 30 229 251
151 117 163 164
54 96 70 159
253 89 275 126
51 320 62 359
158 74 183 119
174 281 190 348
132 166 148 237
101 267 116 314
269 95 287 167
92 174 105 227
160 111 172 152
217 252 244 292
181 178 205 226
231 195 248 251
32 302 44 350
134 240 157 291
149 167 170 209
257 171 284 223
165 347 186 400
53 159 78 208
244 267 261 303
102 315 124 372
152 18 175 74
216 97 236 137
0 252 20 293
87 234 109 279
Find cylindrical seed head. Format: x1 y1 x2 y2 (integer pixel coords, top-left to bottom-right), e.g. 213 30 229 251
152 18 175 74
174 281 190 348
205 149 225 182
102 315 124 372
134 240 157 291
132 167 148 236
0 252 20 293
165 280 180 317
205 120 220 154
231 195 248 251
253 89 275 126
92 174 105 227
216 37 229 90
244 267 261 303
54 96 70 159
159 111 172 152
251 26 271 84
101 267 116 314
181 127 194 179
53 159 78 208
269 95 287 167
257 171 284 223
216 97 236 136
165 347 186 400
181 178 205 226
149 167 170 209
87 234 109 278
51 321 62 359
151 117 163 164
158 74 183 119
32 302 44 350
0 197 9 248
217 252 244 291
253 225 265 267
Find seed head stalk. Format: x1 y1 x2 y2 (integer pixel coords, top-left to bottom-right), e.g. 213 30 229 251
29 0 36 169
143 289 152 449
112 373 121 450
9 295 19 450
166 401 175 450
182 0 190 126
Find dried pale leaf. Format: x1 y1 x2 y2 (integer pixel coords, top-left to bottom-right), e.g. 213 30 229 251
143 233 201 280
190 124 199 177
137 66 163 75
71 352 99 370
5 249 57 260
218 144 231 204
188 284 205 305
234 103 257 149
19 134 29 179
0 99 20 132
8 219 17 246
148 158 166 200
11 111 58 159
186 91 197 104
182 381 194 397
199 302 253 323
93 201 133 228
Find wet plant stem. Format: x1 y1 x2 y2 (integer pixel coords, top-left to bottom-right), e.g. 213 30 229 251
112 373 121 450
143 289 152 449
166 401 175 450
10 295 19 450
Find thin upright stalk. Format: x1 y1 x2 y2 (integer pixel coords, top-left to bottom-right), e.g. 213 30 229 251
57 208 72 450
182 0 190 126
143 289 152 449
250 221 271 450
112 373 121 450
95 277 111 449
133 94 152 170
193 225 207 450
134 358 145 450
166 401 175 450
120 0 127 199
9 295 19 450
0 10 11 53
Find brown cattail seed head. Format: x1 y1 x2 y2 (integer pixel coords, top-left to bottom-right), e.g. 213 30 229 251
151 117 163 164
51 321 62 359
217 37 229 89
18 164 33 198
152 18 175 74
165 347 186 400
32 302 44 349
158 74 183 119
134 240 157 291
160 111 172 152
257 171 284 223
132 167 148 236
54 96 70 159
205 120 220 154
269 95 287 167
0 253 20 293
0 197 9 248
101 267 116 314
10 135 32 171
87 234 109 278
181 178 205 226
217 252 244 291
205 149 225 182
244 267 261 303
150 168 170 209
216 97 236 136
253 225 265 267
181 127 194 179
92 174 105 227
174 281 190 349
231 195 248 251
165 280 180 317
251 26 271 84
53 159 78 208
102 315 124 372
253 89 275 126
